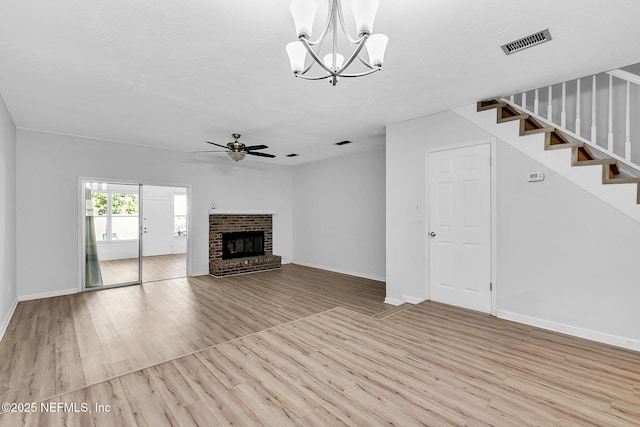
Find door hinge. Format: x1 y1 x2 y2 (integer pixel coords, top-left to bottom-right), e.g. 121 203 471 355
489 157 493 166
490 282 493 291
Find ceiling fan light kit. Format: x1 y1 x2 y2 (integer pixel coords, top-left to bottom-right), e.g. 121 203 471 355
227 151 246 162
285 0 388 86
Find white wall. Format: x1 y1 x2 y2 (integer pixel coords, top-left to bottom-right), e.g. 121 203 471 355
16 129 293 298
0 93 17 339
386 111 491 303
496 142 640 346
292 148 386 281
387 109 640 349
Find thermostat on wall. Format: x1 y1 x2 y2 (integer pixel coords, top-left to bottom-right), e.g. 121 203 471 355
527 172 545 182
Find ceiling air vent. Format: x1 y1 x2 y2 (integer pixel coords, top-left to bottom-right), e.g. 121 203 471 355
501 29 551 55
335 140 353 146
286 153 299 157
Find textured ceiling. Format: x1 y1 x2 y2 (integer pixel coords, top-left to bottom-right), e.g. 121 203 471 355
1 0 640 164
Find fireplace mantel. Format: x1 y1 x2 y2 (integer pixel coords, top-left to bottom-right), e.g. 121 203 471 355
210 209 277 215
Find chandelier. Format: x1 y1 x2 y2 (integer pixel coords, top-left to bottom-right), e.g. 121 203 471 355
285 0 388 86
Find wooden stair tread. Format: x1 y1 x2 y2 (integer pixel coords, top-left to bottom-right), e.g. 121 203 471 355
477 100 504 111
574 158 617 166
603 176 640 184
546 140 583 150
498 104 528 122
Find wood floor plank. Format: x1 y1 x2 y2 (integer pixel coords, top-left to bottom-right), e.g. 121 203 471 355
172 354 264 426
88 378 137 427
118 370 180 427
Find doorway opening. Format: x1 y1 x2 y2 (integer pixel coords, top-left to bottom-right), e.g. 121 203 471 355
81 181 188 290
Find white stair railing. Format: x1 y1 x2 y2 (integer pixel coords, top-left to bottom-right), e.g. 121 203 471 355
501 68 640 173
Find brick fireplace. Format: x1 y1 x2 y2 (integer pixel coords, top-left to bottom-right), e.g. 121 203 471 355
209 211 281 277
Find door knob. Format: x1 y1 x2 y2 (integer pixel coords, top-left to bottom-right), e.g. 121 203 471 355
429 232 436 237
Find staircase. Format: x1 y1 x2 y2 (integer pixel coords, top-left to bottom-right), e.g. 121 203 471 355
480 99 640 197
453 68 640 223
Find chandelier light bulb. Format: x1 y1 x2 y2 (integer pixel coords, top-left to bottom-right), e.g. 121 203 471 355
365 33 388 67
323 53 344 71
286 41 308 74
351 0 380 36
289 0 318 38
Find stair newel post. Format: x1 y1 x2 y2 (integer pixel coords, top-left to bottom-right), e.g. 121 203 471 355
591 75 597 143
534 89 539 115
625 80 631 161
608 74 614 152
576 78 581 137
522 91 527 110
547 86 553 120
561 82 567 128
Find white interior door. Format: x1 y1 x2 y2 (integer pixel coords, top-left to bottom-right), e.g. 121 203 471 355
142 198 173 257
428 144 492 313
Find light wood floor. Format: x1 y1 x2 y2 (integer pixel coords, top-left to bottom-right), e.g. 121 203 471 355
98 253 187 285
1 265 639 426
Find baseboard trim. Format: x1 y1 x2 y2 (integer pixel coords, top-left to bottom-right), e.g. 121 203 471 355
403 295 426 305
291 260 386 283
497 310 640 352
190 270 210 277
0 298 18 342
384 295 426 306
18 288 78 302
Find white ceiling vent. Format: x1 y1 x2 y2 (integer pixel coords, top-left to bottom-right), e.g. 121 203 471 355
501 29 552 55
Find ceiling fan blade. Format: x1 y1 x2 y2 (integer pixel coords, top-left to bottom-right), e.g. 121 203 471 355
242 144 268 151
205 141 230 150
193 150 227 153
246 151 276 158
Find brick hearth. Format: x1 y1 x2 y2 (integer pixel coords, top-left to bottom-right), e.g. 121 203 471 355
209 213 281 277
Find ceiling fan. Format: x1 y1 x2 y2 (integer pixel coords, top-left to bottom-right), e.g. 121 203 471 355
195 133 276 162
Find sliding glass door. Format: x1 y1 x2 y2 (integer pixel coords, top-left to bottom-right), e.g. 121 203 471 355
83 181 141 289
82 181 189 290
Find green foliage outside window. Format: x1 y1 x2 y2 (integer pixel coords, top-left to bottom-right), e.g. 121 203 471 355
112 193 138 214
92 193 108 215
92 192 137 215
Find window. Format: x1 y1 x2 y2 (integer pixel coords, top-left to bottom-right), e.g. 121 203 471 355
91 190 139 241
174 194 187 237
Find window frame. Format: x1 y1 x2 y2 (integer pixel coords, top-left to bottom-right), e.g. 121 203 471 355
92 190 139 243
173 193 188 238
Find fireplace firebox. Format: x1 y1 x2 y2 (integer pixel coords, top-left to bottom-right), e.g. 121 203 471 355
222 231 265 259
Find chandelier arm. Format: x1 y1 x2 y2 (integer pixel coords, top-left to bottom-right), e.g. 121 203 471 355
300 36 336 76
335 34 369 76
305 0 336 46
295 74 333 81
335 69 380 78
300 33 329 75
357 56 376 70
336 0 364 44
